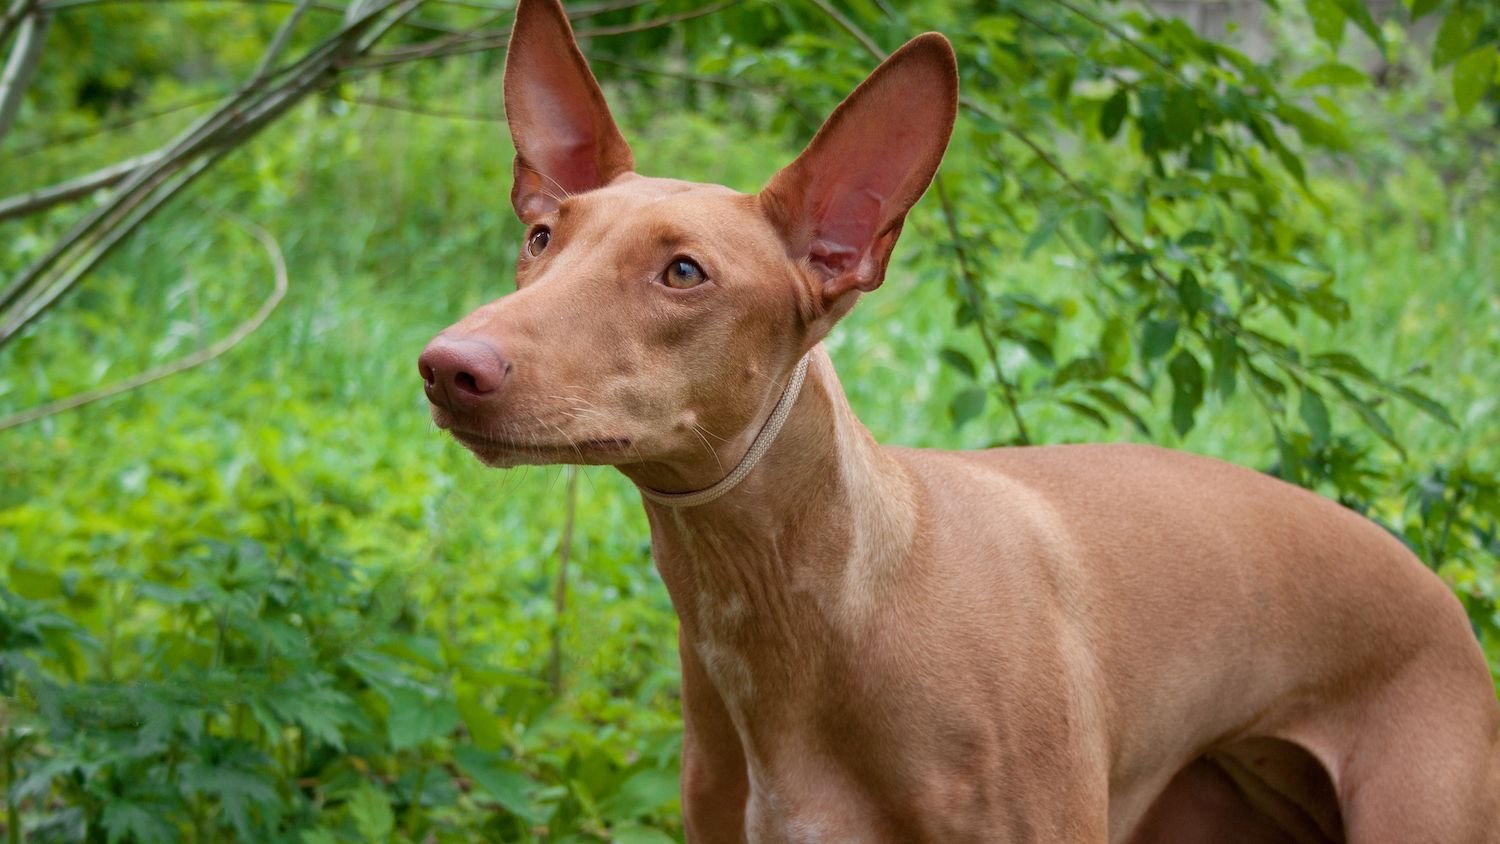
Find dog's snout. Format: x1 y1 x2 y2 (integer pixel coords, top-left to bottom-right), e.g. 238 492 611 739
418 336 512 409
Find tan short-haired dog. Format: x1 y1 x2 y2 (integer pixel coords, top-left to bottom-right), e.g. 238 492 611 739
419 1 1500 840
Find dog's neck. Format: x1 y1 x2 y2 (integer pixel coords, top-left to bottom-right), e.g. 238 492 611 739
623 347 921 712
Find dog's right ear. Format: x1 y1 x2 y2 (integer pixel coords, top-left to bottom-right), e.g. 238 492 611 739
760 34 957 307
503 0 634 222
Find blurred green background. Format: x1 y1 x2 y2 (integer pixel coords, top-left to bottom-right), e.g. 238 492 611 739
0 0 1497 840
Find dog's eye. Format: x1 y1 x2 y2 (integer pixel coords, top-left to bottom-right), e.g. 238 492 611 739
663 258 707 289
526 227 551 257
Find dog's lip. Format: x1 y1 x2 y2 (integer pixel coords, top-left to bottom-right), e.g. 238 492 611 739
447 428 631 453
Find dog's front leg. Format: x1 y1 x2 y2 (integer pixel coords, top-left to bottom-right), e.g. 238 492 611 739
678 630 749 842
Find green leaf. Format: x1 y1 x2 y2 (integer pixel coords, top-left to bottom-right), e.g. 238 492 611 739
346 784 395 842
456 681 504 752
612 826 679 844
1177 269 1203 317
387 687 459 750
1074 207 1112 251
1434 6 1484 68
1454 46 1497 114
1299 387 1332 447
1169 350 1205 437
1141 319 1179 361
101 801 177 844
1332 0 1384 45
1100 88 1129 140
1306 0 1346 48
1293 62 1369 88
1023 213 1063 258
939 347 977 380
1274 429 1305 485
454 745 551 825
1327 379 1406 457
1409 0 1442 21
1177 230 1214 249
1087 386 1151 436
1310 351 1381 385
1101 317 1131 372
1063 400 1111 429
1163 86 1200 143
1210 332 1239 398
1390 384 1459 428
599 768 680 822
950 388 988 429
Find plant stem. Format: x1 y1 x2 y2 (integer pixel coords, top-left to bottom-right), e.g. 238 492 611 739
1433 483 1465 569
548 467 580 696
5 724 18 844
934 176 1032 445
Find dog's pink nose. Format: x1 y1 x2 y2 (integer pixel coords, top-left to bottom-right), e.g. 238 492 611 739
418 336 511 409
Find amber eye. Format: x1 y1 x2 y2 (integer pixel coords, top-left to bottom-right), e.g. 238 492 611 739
663 258 707 289
526 227 550 257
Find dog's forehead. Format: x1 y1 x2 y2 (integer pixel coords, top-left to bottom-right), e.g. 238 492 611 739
556 174 772 246
560 174 748 220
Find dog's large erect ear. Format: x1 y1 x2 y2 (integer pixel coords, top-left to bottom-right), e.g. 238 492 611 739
503 0 634 221
760 34 958 301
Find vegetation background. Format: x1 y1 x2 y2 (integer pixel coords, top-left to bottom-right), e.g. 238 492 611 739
0 0 1496 840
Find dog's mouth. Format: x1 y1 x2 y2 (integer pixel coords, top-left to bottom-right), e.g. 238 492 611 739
446 427 633 465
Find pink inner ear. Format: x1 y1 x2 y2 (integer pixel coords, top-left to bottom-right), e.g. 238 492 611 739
504 0 633 217
808 187 885 273
764 36 958 287
524 93 607 194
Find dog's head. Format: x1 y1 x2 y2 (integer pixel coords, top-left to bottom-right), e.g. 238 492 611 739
418 0 957 484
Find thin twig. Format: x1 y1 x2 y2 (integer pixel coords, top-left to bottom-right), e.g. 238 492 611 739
0 5 48 145
9 91 225 157
40 0 464 35
1052 0 1179 78
0 213 289 432
574 0 738 36
252 0 316 85
805 0 883 58
0 152 163 222
592 55 820 128
0 153 225 340
934 177 1031 444
345 92 500 121
359 0 740 69
0 0 31 49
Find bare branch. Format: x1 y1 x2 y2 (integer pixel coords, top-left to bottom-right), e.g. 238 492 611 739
0 152 161 222
0 212 289 432
252 0 316 85
358 0 742 70
39 0 464 36
591 54 820 128
0 153 222 340
805 0 883 59
573 0 738 36
0 0 32 48
10 91 224 157
344 92 501 122
0 6 49 145
0 0 409 345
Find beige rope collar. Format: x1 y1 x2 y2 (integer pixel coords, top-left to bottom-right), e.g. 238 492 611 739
638 354 811 509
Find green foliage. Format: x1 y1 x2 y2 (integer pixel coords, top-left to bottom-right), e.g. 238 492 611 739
1 0 1498 840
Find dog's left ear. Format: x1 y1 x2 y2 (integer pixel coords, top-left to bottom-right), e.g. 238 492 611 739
760 34 958 303
503 0 635 222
